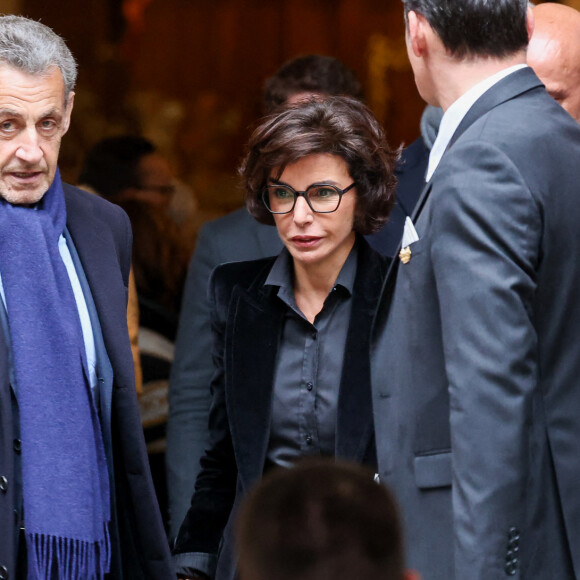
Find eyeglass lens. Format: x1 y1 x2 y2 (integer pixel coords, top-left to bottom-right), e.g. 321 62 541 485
265 184 342 213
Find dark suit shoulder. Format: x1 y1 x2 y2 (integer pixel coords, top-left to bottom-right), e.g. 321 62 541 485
201 207 280 262
397 136 429 174
210 256 277 310
212 257 276 292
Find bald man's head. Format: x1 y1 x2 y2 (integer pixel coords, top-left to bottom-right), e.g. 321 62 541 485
528 3 580 122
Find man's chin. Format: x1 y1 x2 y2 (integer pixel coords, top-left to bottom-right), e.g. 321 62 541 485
0 187 48 206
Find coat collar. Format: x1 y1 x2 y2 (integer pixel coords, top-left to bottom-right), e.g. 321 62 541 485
63 185 134 388
226 237 386 488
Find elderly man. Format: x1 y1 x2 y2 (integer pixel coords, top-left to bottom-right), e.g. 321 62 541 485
371 0 580 578
527 2 580 122
0 16 173 580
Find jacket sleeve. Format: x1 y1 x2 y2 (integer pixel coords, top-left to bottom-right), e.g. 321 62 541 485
430 141 540 578
166 223 218 539
171 263 238 577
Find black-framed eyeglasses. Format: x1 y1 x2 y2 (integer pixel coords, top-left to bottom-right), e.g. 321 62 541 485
262 182 356 214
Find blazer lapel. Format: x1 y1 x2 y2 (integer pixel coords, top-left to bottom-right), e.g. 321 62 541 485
225 284 283 489
336 240 387 462
64 188 133 388
0 298 13 391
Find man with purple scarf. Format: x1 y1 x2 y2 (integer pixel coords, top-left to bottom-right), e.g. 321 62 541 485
0 16 173 580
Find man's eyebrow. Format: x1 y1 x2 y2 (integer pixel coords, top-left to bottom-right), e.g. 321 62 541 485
0 107 63 119
38 107 63 119
0 108 23 118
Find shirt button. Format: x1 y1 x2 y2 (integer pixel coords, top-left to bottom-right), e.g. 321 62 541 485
13 439 21 454
0 476 8 494
311 332 317 340
306 382 313 391
306 435 313 445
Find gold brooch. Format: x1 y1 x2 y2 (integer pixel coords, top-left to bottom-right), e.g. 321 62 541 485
399 246 412 264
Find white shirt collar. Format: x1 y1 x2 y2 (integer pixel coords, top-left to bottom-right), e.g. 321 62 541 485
426 64 528 181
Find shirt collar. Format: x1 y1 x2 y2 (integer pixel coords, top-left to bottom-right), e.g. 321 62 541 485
265 241 359 298
426 64 528 181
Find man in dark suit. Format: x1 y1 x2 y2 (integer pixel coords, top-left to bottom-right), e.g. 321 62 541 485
371 1 580 578
0 16 173 579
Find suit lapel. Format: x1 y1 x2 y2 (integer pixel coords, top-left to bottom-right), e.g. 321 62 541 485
336 240 387 462
225 283 283 488
64 187 133 388
0 298 12 390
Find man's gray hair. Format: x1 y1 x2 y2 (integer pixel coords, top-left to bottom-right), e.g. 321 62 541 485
0 15 77 96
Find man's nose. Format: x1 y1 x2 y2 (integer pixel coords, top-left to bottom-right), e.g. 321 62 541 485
292 195 314 226
15 128 43 164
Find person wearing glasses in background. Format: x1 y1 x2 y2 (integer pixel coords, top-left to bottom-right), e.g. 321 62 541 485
171 96 398 580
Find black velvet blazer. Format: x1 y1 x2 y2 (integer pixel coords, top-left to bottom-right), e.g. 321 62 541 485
173 236 389 580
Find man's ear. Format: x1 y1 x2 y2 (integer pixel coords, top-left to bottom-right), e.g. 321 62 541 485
407 10 428 58
526 5 535 42
62 91 75 135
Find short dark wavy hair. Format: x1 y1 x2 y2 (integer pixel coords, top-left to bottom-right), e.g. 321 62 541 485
241 97 399 235
403 0 529 58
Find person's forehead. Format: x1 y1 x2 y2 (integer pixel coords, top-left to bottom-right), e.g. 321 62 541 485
0 64 67 110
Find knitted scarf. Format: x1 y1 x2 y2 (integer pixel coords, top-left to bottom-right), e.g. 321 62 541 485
0 170 110 579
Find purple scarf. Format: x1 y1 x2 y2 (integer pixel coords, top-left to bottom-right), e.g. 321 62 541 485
0 170 110 579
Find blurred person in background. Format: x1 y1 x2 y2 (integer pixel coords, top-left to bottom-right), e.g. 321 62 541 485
527 2 580 123
236 459 419 580
80 135 190 532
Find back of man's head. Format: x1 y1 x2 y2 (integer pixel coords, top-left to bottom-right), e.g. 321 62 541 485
263 54 363 113
403 0 528 59
527 2 580 123
236 459 408 580
78 135 156 200
0 15 77 97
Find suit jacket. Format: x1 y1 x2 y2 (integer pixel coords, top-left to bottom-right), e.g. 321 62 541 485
0 184 173 578
371 67 580 579
173 237 388 580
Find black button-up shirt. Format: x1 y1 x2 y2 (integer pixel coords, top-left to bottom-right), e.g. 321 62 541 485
264 244 357 468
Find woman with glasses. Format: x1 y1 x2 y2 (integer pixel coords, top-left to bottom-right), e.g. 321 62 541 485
173 96 399 580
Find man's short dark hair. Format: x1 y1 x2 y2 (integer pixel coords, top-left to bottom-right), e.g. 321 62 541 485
236 459 406 580
78 135 156 200
403 0 529 58
241 96 398 235
263 54 364 113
